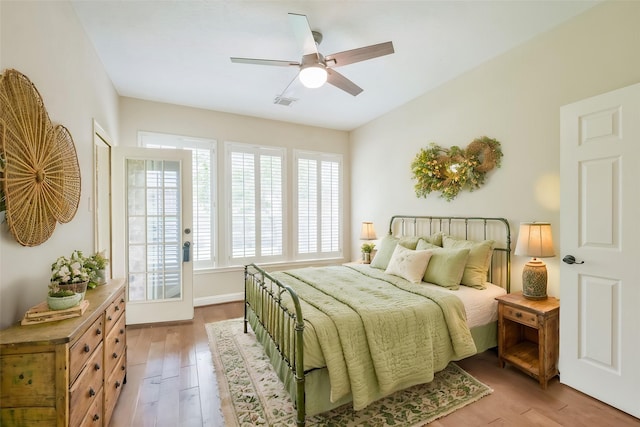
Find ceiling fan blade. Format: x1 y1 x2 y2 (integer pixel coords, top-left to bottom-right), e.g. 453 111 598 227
325 41 394 68
288 13 319 57
230 57 300 67
326 69 363 96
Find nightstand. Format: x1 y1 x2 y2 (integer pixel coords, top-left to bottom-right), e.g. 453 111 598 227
496 292 560 389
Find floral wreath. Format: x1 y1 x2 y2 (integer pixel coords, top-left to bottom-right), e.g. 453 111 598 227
411 136 503 201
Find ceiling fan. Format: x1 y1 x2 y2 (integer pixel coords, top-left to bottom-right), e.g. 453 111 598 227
230 13 394 97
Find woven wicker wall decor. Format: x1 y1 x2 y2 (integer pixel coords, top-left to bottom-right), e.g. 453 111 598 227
0 69 81 246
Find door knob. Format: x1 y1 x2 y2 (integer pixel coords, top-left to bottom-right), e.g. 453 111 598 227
183 241 191 262
563 255 584 264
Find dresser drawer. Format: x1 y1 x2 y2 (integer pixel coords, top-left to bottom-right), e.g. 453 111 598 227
503 305 538 328
70 316 104 383
79 388 103 427
104 313 126 375
69 342 104 427
105 291 125 333
104 352 126 427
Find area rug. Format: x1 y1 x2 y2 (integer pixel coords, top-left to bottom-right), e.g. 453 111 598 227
206 318 492 426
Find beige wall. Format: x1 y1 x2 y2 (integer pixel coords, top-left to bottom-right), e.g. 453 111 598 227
0 1 120 328
118 97 351 304
350 0 640 298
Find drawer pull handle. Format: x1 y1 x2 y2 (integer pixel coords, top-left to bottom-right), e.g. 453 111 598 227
84 344 91 353
19 373 24 380
107 315 112 321
94 363 101 371
120 298 125 303
115 338 120 344
93 414 100 422
115 380 121 388
121 365 126 371
120 328 125 335
89 387 96 397
115 305 120 311
515 312 522 318
113 352 118 359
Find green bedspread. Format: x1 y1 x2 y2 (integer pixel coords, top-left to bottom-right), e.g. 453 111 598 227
271 264 477 411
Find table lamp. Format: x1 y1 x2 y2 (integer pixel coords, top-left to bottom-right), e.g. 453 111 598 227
515 222 555 300
360 222 377 263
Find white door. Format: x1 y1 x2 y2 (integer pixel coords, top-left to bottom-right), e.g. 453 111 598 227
112 147 194 325
559 82 640 418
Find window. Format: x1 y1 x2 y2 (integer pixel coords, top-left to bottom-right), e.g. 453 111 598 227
139 132 217 269
227 142 285 264
295 150 342 258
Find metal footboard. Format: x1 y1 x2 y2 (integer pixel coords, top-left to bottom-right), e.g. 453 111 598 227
244 263 306 426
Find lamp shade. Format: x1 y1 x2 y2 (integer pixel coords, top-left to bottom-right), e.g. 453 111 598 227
360 222 377 240
515 222 555 258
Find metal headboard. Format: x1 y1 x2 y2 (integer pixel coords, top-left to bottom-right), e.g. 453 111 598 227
388 215 511 292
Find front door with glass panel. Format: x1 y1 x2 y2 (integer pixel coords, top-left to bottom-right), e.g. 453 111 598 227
112 147 193 324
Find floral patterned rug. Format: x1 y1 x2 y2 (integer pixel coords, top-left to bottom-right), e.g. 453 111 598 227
206 318 492 426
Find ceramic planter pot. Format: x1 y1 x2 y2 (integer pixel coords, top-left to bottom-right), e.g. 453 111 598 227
47 293 81 311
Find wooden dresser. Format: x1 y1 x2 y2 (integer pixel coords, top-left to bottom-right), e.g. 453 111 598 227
0 279 127 426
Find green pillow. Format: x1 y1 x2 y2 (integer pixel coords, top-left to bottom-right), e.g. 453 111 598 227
370 235 399 269
371 235 429 269
420 231 444 247
442 236 495 289
417 240 470 289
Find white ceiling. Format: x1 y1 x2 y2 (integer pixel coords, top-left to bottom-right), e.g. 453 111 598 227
71 1 600 131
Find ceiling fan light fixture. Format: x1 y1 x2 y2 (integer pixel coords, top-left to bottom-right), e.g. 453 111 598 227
299 64 327 88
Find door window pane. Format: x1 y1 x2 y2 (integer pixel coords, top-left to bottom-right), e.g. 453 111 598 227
126 159 182 301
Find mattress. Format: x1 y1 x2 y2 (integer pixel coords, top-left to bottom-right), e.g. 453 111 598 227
419 281 506 328
280 267 506 371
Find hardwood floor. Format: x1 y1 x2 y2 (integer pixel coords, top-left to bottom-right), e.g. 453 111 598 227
110 302 640 427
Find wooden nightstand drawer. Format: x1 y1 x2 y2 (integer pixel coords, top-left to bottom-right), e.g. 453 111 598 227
503 305 538 328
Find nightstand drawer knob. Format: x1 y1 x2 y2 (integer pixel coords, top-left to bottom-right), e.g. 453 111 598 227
516 312 522 318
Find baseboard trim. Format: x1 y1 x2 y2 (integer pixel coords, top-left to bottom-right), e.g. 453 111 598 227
195 292 244 307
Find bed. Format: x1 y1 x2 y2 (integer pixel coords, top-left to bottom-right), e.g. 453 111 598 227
244 215 511 426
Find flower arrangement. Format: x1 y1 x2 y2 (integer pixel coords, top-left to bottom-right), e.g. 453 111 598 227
84 251 109 288
411 136 503 201
49 250 91 297
361 242 376 253
49 250 110 296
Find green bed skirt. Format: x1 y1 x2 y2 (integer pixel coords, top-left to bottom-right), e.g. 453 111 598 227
245 307 497 416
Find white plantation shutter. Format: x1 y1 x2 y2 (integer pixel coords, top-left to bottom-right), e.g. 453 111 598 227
296 151 342 257
228 143 285 263
139 132 216 269
231 151 256 258
297 158 318 253
321 160 340 252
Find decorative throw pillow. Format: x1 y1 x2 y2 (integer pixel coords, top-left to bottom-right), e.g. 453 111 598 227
398 236 421 250
442 236 495 289
384 244 432 284
371 235 424 269
417 240 470 289
420 231 444 247
370 235 399 269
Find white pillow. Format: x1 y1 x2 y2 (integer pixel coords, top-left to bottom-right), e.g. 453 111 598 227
384 244 432 284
